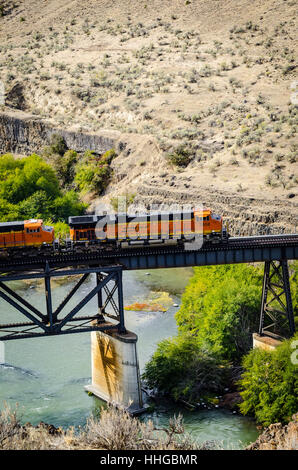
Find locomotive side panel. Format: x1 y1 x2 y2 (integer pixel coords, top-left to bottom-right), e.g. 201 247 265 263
68 209 226 247
0 219 55 251
0 221 25 249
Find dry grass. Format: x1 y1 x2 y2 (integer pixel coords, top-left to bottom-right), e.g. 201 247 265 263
0 403 219 450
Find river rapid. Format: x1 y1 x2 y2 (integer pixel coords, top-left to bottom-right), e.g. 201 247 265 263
0 268 259 449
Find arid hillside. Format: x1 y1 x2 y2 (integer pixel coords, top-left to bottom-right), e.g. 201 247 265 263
0 0 297 233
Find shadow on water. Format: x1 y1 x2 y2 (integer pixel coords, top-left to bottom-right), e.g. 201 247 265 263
0 363 39 378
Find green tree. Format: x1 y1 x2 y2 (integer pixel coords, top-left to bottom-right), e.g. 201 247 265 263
43 134 67 156
0 154 59 203
175 265 262 361
239 334 298 426
52 190 87 221
45 149 78 188
74 148 116 194
45 220 70 240
0 153 86 223
143 333 228 401
18 190 53 220
0 198 20 221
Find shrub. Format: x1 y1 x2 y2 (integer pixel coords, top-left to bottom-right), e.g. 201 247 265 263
0 153 86 222
175 265 262 362
239 334 298 426
0 404 20 448
0 403 203 450
166 146 193 167
74 149 116 194
110 193 135 211
44 134 67 156
143 333 228 402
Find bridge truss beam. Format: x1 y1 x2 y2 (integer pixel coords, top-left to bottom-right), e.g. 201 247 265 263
259 260 295 338
0 264 126 341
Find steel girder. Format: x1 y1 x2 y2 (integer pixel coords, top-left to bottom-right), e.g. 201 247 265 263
0 264 126 341
259 260 296 337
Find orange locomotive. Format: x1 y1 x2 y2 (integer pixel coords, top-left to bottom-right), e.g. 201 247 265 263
0 219 55 250
68 208 228 248
0 209 228 253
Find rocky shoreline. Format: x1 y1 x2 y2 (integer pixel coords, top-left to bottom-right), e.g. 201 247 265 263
246 414 298 450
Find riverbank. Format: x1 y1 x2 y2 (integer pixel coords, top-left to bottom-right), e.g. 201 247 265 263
246 414 298 450
0 403 200 450
2 405 295 451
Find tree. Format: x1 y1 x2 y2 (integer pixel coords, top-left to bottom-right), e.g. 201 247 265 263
52 191 87 221
0 153 86 223
45 149 78 188
143 333 228 401
239 334 298 426
74 151 115 194
0 198 20 221
18 190 53 220
44 134 67 156
175 265 262 361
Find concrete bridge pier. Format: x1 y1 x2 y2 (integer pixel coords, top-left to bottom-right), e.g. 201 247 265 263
85 328 146 415
253 332 283 350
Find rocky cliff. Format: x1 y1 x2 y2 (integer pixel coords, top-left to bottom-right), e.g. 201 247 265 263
132 182 298 235
0 110 119 155
247 414 298 450
1 109 297 236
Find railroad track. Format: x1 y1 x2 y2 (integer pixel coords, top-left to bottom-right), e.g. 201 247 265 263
0 234 297 272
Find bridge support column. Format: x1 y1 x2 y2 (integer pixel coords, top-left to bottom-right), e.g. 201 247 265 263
254 260 295 348
258 260 295 337
85 329 145 415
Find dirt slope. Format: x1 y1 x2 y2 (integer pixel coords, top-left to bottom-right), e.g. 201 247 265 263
0 0 297 232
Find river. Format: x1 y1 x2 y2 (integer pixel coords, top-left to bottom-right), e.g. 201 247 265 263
0 267 259 449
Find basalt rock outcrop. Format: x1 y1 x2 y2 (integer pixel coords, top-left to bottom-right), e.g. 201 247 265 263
0 109 119 155
133 183 298 235
5 83 27 111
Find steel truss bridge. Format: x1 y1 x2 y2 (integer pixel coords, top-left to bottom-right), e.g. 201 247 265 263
0 234 297 341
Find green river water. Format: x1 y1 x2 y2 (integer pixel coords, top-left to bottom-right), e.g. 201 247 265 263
0 267 259 449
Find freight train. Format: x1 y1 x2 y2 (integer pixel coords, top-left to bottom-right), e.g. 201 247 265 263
0 209 229 255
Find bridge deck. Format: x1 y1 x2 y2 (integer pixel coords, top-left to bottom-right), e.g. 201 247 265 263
0 234 297 275
0 234 296 341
